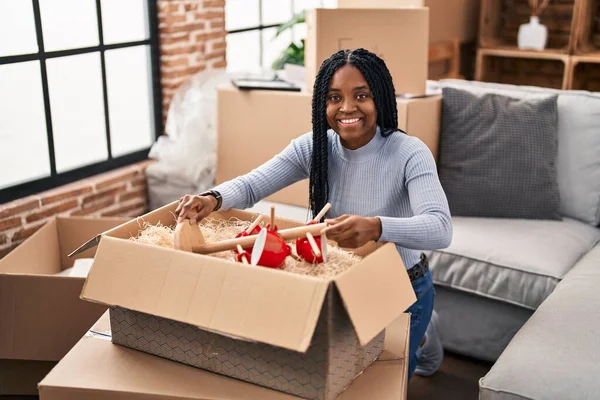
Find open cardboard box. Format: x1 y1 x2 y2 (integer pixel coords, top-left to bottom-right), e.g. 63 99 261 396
216 86 441 208
38 310 410 399
0 216 128 395
305 8 429 96
73 202 417 399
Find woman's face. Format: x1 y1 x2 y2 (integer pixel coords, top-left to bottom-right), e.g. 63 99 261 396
326 64 378 150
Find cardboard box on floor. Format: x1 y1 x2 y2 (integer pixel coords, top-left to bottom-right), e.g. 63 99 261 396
72 202 417 399
0 216 128 395
215 86 441 208
305 8 429 96
336 0 480 43
38 310 410 400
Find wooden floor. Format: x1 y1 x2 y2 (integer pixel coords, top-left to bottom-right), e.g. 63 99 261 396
408 351 493 400
4 351 493 400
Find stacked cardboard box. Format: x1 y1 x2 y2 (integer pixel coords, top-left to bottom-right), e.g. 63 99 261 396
62 202 416 399
0 216 127 395
38 310 411 399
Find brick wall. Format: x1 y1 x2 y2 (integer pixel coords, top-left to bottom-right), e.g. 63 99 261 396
0 162 151 259
0 0 227 259
158 0 226 118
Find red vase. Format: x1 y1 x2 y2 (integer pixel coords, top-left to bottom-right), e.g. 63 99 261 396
256 225 291 269
295 221 324 264
233 225 262 255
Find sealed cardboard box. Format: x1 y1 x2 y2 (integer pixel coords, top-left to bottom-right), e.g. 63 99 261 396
216 86 312 208
336 0 480 43
0 216 128 395
216 87 441 208
305 8 429 96
75 202 416 399
38 311 410 399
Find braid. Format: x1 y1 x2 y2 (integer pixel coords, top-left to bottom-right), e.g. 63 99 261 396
309 48 400 219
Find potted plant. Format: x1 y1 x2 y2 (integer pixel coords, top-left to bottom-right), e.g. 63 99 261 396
271 12 306 70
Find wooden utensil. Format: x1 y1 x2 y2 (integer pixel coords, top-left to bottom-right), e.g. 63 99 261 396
173 220 206 252
192 223 327 255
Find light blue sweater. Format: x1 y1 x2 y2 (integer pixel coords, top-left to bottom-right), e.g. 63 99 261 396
214 127 452 270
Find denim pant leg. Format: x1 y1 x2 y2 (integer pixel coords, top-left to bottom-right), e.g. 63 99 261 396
405 269 435 380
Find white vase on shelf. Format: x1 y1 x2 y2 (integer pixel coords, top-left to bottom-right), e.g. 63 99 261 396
518 16 548 51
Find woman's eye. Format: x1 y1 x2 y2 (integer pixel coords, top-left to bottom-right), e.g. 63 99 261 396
357 93 368 100
328 95 341 102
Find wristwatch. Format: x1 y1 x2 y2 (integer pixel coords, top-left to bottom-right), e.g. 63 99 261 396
199 190 222 212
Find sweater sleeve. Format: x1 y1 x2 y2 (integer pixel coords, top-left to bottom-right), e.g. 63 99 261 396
377 140 453 250
213 132 312 210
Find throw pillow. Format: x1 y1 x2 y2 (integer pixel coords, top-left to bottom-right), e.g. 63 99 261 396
435 78 600 226
439 87 561 220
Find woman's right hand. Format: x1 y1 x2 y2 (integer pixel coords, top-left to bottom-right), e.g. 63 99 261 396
175 194 217 224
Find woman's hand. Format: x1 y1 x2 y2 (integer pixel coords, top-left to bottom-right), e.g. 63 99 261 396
323 215 382 248
175 194 217 224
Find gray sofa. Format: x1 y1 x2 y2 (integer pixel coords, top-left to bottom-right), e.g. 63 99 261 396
426 79 600 399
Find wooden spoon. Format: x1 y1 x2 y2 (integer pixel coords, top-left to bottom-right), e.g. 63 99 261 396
174 220 206 252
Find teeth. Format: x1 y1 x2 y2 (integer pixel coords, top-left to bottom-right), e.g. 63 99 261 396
340 118 360 124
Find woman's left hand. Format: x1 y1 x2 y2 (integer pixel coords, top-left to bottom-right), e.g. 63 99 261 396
323 215 382 248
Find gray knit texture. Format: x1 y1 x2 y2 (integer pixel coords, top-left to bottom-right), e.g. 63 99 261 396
439 87 561 220
213 127 452 270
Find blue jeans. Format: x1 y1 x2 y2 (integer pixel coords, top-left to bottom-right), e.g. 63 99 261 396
405 268 435 380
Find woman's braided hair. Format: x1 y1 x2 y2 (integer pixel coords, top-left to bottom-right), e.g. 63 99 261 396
309 48 400 219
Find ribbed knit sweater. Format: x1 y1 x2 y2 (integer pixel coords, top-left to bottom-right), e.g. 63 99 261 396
214 127 453 269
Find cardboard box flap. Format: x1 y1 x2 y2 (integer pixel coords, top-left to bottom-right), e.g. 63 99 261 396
81 236 330 352
0 219 60 274
334 243 417 346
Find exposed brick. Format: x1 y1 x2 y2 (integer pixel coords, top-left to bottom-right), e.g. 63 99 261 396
162 56 190 68
210 20 225 29
161 43 205 56
160 14 187 24
119 187 147 203
197 11 224 20
101 200 147 217
11 221 46 242
211 40 226 50
82 184 127 205
0 199 40 220
0 233 7 245
184 3 199 11
95 170 140 190
193 31 225 42
204 49 226 60
164 64 207 77
41 185 93 205
204 0 225 7
131 176 148 188
0 243 20 260
161 22 206 34
212 59 227 68
160 32 190 45
71 198 116 216
0 217 22 231
26 200 79 223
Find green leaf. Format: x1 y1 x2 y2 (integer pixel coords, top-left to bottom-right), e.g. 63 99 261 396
274 11 305 38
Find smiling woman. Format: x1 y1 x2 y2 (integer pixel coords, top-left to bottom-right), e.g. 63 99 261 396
175 48 453 381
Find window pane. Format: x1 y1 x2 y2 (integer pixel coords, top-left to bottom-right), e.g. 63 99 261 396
293 0 326 13
105 46 154 157
293 23 307 42
226 31 261 74
225 0 259 31
261 0 292 26
101 0 149 45
0 62 50 189
0 1 38 56
262 27 293 70
39 0 99 52
46 53 108 172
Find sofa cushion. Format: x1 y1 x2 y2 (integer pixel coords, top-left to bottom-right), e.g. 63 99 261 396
439 87 560 220
479 243 600 400
426 217 600 310
432 79 600 226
